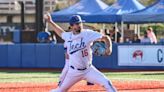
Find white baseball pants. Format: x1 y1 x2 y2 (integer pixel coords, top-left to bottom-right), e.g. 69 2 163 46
50 65 116 92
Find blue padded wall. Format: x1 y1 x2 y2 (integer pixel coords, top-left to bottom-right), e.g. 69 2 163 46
36 44 50 68
109 44 118 69
0 44 8 67
50 44 65 68
93 55 113 69
0 43 163 70
13 31 20 43
21 44 36 68
8 44 21 67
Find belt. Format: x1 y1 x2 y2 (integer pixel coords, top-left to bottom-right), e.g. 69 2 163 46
70 64 91 71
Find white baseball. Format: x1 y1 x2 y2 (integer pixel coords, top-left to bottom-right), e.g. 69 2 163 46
44 14 49 20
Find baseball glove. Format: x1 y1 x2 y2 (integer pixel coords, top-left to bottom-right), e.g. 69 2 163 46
91 41 107 56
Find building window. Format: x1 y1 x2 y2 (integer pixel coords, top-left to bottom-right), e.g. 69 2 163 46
7 15 13 23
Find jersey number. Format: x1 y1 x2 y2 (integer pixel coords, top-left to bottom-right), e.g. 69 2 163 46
82 49 88 57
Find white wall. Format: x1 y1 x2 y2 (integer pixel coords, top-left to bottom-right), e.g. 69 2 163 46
118 45 164 66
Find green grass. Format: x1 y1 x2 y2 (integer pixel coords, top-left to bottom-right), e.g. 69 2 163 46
0 70 163 83
104 72 164 81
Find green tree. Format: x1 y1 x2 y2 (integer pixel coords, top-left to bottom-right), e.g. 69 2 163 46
138 0 156 6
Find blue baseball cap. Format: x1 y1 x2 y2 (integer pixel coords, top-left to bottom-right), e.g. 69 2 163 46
69 15 84 25
37 31 51 42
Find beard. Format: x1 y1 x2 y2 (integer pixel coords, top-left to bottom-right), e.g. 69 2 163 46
76 29 81 33
74 27 81 34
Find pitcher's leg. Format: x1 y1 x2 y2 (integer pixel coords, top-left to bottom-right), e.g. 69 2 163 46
55 74 81 92
50 69 82 92
85 66 117 92
58 61 69 85
51 75 81 92
59 75 81 92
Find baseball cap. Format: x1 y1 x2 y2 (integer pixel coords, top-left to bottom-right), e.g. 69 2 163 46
69 15 84 25
37 31 51 43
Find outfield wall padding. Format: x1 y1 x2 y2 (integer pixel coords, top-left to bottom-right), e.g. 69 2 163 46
8 44 21 67
36 44 50 68
0 45 8 67
0 43 163 70
21 44 36 68
49 44 65 68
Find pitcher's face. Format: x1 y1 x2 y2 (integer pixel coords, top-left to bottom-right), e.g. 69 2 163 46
71 23 83 34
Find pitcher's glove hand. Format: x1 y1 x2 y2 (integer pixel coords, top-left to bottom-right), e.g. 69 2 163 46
91 41 107 56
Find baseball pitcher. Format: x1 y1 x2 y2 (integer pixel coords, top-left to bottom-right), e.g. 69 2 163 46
45 14 117 92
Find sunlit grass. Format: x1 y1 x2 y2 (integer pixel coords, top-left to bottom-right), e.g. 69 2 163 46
0 70 163 83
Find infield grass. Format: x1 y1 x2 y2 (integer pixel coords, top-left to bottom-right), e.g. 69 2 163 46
0 70 163 83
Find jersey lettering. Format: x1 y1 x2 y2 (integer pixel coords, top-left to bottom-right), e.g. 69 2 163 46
68 38 86 54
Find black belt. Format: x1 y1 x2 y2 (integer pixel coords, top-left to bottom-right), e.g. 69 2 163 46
70 64 91 71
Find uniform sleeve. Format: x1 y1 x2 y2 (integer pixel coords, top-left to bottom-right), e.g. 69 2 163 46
63 42 66 48
61 32 69 41
86 30 103 42
63 42 67 53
